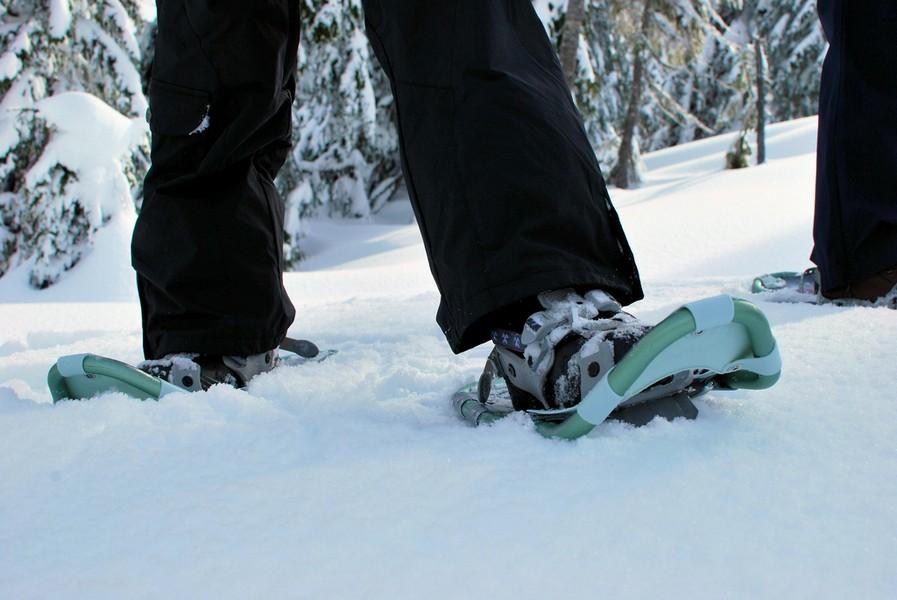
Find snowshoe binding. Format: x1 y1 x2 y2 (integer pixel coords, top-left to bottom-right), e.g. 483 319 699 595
138 350 278 392
47 337 333 402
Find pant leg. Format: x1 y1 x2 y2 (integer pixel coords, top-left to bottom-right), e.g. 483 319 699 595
363 0 643 353
132 0 299 359
812 1 897 292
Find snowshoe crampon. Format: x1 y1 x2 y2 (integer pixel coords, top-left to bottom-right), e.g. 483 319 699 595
454 295 782 440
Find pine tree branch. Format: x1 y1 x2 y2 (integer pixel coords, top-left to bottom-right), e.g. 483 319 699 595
645 79 717 135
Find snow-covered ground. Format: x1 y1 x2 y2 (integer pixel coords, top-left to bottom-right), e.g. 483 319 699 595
2 117 896 598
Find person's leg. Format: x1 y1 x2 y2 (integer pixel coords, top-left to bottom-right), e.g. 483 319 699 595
132 0 299 359
362 0 643 354
812 2 897 295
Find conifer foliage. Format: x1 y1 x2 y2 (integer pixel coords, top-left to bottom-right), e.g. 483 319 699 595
280 0 400 264
752 0 826 121
0 0 826 288
539 0 825 187
0 0 152 287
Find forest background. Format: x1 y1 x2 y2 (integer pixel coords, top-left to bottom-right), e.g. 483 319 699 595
0 0 825 288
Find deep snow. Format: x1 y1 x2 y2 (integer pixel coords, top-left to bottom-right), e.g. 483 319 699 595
1 117 896 599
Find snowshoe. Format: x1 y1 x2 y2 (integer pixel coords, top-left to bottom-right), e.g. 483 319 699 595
752 268 819 297
453 294 782 439
47 337 334 403
752 267 897 308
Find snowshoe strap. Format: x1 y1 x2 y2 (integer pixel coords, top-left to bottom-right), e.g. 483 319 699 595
491 329 525 353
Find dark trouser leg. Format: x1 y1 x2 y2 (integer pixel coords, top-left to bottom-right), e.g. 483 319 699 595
363 0 643 353
812 2 897 292
132 0 299 359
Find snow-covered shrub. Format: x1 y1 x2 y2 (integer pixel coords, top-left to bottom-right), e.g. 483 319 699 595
725 131 753 169
26 92 144 287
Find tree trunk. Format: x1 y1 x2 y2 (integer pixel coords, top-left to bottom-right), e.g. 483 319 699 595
559 0 587 88
755 36 767 165
609 0 653 189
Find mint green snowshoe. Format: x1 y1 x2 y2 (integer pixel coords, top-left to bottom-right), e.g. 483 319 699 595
454 294 781 440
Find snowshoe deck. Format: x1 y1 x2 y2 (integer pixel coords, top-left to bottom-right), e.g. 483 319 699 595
453 379 701 429
453 295 781 439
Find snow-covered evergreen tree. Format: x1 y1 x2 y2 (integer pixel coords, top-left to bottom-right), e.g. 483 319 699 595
636 0 824 151
752 0 826 121
0 0 152 287
644 0 753 150
538 0 823 185
280 0 400 264
0 0 827 288
535 0 757 186
533 1 629 167
574 0 635 168
607 0 744 186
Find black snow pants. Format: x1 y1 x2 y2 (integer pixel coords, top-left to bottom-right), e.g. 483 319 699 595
132 0 643 359
813 2 897 292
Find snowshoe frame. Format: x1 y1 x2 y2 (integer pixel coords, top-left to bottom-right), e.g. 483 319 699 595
48 354 182 402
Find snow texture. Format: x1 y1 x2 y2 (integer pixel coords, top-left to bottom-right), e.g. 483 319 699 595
48 0 73 39
1 118 896 598
30 92 144 209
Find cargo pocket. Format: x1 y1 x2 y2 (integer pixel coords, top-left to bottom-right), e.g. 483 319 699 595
147 79 214 177
148 79 212 137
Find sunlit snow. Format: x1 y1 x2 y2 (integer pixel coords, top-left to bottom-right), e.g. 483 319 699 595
1 117 895 599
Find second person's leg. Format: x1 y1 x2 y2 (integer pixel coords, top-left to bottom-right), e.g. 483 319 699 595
813 1 897 298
